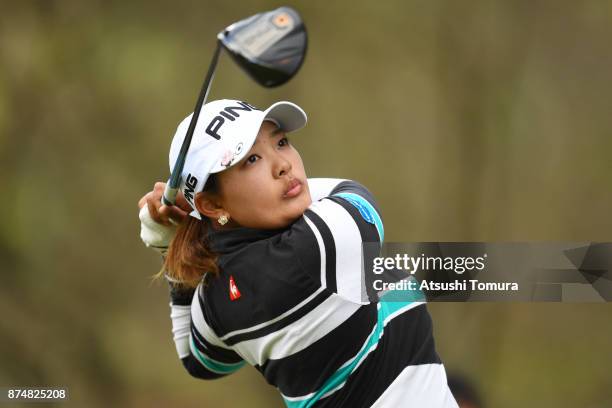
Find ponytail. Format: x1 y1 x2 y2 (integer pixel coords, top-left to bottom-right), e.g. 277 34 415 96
157 175 220 288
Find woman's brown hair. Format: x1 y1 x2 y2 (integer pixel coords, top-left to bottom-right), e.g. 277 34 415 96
158 174 220 288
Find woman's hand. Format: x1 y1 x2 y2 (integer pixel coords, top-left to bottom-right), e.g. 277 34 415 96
138 182 191 226
138 182 192 254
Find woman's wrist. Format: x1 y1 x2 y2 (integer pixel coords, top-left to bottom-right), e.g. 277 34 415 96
165 273 196 306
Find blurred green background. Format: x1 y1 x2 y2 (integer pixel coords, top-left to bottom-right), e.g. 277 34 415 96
1 0 611 407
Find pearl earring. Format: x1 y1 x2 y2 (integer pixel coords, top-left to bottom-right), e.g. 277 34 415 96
218 214 229 225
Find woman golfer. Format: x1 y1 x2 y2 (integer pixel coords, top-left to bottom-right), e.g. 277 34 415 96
138 99 458 407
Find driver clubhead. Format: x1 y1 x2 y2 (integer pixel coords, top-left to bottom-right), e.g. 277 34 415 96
218 6 307 88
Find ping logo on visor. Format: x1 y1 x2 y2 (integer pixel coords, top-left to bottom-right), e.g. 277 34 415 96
205 101 259 140
183 173 198 203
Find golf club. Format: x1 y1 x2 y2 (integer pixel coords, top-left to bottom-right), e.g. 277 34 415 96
162 6 307 206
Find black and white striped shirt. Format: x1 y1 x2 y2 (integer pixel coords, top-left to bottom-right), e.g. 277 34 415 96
169 179 458 407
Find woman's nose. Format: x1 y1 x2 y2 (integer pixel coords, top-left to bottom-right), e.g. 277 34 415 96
274 156 292 178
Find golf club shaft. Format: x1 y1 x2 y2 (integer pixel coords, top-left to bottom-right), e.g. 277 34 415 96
162 40 223 206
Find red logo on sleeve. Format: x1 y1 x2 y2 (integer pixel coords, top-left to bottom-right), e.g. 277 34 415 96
229 275 241 301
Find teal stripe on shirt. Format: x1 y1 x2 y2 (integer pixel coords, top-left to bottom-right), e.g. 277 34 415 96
282 293 415 408
190 337 245 375
333 192 384 242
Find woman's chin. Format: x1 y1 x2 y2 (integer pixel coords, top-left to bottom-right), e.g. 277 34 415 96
274 202 311 228
289 195 312 215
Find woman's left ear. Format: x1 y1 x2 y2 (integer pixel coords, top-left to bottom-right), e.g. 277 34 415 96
194 192 226 221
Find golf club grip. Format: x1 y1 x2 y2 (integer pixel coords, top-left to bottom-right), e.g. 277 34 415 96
167 41 223 195
162 184 179 206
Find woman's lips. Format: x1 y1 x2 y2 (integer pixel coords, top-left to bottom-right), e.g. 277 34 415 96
284 179 303 198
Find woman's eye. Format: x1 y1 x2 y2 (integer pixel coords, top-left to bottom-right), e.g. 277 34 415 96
278 137 289 147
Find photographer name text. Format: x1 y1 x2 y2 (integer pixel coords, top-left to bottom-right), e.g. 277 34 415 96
373 279 519 292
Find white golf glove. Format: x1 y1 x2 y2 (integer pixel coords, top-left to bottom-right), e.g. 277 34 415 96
139 205 177 255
